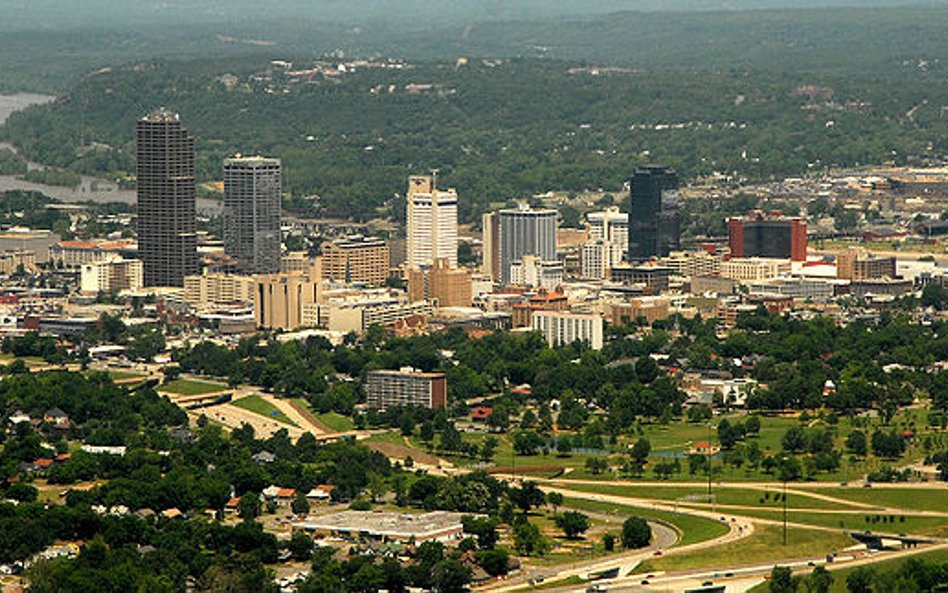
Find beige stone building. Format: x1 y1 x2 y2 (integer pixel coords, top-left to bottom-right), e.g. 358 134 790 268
320 236 390 286
184 272 256 306
836 247 896 281
407 258 472 307
254 273 320 330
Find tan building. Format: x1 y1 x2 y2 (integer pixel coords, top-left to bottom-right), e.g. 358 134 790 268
661 249 722 278
79 257 144 295
184 272 256 306
720 258 791 282
481 212 500 281
254 273 320 330
51 240 136 267
281 251 312 274
836 247 897 281
0 250 36 275
607 297 671 326
407 258 472 307
407 175 458 269
320 236 389 286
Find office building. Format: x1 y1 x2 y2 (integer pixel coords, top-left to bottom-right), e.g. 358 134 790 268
366 367 447 410
223 156 282 274
531 311 604 350
0 251 36 275
79 257 144 295
628 165 680 260
137 109 198 286
836 248 897 280
497 205 557 285
320 236 390 286
51 240 136 267
509 255 564 291
481 212 500 281
728 211 807 262
406 175 458 269
282 251 312 274
611 264 673 293
408 258 472 307
587 206 629 249
254 273 320 330
661 249 723 278
581 240 624 279
184 272 256 305
720 258 792 282
748 278 834 300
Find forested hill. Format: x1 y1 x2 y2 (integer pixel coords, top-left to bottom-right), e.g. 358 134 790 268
4 53 946 222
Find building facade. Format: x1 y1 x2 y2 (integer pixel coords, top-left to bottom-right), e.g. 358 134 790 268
407 258 472 307
509 255 564 291
728 211 807 262
137 109 198 287
184 272 256 305
223 156 282 274
365 368 447 409
79 257 144 295
720 258 792 282
836 248 897 280
320 236 390 286
254 273 320 330
531 310 604 350
497 205 557 285
406 175 458 269
481 211 501 281
628 165 680 260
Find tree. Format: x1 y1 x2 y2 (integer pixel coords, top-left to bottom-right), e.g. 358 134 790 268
513 522 548 556
630 438 651 465
462 516 498 550
603 533 615 552
554 511 590 539
586 457 609 475
782 426 807 453
846 431 868 456
287 532 314 561
805 566 833 593
479 436 499 462
430 558 472 593
510 482 545 513
845 567 874 593
475 548 510 577
238 493 261 520
291 494 310 516
745 415 761 435
769 566 798 593
620 516 651 549
546 491 564 510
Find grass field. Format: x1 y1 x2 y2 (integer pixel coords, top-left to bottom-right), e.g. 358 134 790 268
728 508 948 537
159 378 226 396
806 487 948 513
231 395 298 427
316 412 355 432
556 483 857 510
634 525 854 573
561 497 730 547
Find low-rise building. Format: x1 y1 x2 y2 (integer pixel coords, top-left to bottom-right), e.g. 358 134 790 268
366 367 447 409
292 510 468 543
0 228 59 263
836 247 897 281
407 258 472 307
509 255 563 291
320 236 390 286
720 258 791 282
79 257 144 294
611 264 673 293
184 272 255 305
254 273 320 330
0 250 36 275
51 240 136 267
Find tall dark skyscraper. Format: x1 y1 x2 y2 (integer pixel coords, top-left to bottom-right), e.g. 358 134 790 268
136 109 198 287
223 156 282 274
628 165 680 260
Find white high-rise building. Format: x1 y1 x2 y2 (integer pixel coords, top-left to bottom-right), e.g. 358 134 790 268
587 206 628 247
406 175 458 269
509 255 564 291
531 311 604 350
581 207 628 279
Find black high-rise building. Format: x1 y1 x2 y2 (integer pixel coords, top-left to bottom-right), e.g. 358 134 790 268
136 109 198 287
628 165 680 260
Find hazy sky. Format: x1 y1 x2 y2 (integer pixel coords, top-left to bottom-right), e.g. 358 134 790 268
3 0 947 31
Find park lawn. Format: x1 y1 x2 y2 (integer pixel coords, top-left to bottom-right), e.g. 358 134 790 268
231 395 298 427
805 487 948 513
557 483 856 510
159 378 226 396
720 508 948 536
561 497 730 547
635 524 854 573
104 370 144 381
316 412 354 432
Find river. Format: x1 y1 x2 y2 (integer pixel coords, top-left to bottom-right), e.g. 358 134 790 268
0 93 220 213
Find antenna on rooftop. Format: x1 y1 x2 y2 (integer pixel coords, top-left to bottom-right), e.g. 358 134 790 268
430 168 439 189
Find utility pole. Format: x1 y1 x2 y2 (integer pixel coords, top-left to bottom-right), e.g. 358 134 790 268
782 456 789 546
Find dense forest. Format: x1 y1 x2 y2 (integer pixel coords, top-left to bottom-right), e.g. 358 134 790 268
3 53 946 221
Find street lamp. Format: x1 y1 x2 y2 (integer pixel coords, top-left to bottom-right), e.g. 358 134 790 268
707 422 714 508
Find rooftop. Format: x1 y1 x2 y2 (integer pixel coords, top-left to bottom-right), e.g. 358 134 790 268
293 510 469 539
